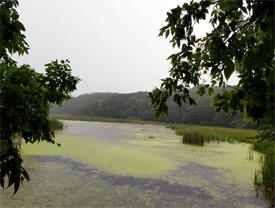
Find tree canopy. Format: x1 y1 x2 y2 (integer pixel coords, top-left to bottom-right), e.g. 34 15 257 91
149 0 274 126
0 0 79 194
51 89 252 128
149 1 274 204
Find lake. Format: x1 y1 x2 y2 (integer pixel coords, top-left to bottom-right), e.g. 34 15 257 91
1 120 267 207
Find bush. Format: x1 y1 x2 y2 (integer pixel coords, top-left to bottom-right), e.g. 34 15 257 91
49 119 63 131
253 137 275 207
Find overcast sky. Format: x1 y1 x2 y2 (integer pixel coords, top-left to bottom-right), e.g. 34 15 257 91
15 0 235 96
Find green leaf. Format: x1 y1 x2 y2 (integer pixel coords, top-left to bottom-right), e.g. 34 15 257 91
196 86 205 96
165 29 170 38
208 88 214 96
13 180 20 195
224 63 234 80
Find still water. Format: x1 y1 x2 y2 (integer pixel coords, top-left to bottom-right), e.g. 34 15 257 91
1 120 267 207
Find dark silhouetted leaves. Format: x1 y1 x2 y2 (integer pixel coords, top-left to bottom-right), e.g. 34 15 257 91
0 0 79 194
150 0 274 127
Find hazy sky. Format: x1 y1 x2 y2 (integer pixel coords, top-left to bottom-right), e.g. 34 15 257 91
15 0 235 96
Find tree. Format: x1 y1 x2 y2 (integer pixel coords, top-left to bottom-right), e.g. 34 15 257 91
0 0 80 194
149 0 274 126
149 0 274 205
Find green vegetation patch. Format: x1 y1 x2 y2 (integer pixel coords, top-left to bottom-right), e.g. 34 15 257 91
169 123 274 205
50 114 164 125
170 124 257 144
22 121 263 186
49 119 64 131
131 138 261 185
21 133 175 176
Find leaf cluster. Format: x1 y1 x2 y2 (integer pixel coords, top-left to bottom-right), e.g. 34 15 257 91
150 0 274 125
0 0 80 194
0 59 79 194
0 0 29 60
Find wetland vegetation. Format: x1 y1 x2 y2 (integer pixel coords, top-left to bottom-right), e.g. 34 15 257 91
48 114 274 207
49 119 64 131
2 0 274 207
170 124 274 206
1 120 268 207
170 124 257 144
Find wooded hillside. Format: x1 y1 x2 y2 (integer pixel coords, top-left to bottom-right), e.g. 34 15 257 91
51 88 252 128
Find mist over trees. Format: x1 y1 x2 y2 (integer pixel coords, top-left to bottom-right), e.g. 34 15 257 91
51 87 251 128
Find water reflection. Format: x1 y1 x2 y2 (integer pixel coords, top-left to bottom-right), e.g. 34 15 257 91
62 120 131 143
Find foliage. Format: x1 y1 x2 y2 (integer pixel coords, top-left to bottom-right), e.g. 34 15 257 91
172 124 274 205
170 124 256 144
0 0 29 60
149 0 274 125
51 89 254 128
149 1 274 205
254 144 275 207
49 119 64 131
50 114 160 125
181 131 206 146
0 0 79 194
0 59 79 194
252 132 275 207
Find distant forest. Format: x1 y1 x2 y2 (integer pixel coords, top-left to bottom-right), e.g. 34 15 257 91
51 87 253 128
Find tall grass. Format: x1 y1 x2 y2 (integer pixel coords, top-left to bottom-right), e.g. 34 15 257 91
171 124 274 207
50 114 165 125
252 133 275 208
254 147 275 207
181 131 207 146
170 124 257 145
49 119 63 131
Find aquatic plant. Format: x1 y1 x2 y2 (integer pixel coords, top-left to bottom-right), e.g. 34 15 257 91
50 113 165 125
181 131 207 146
171 124 274 206
171 124 256 145
49 119 64 131
252 132 275 208
147 135 155 139
254 148 275 207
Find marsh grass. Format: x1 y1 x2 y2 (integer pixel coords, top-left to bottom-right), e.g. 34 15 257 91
181 131 207 146
49 119 63 130
50 114 164 125
253 140 275 207
170 124 257 145
171 124 274 206
248 148 254 161
147 135 156 139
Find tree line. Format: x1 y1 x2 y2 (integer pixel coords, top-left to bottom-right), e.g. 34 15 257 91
51 87 253 128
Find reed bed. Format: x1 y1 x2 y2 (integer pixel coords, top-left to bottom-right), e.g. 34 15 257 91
50 114 164 125
170 124 257 145
170 124 274 206
49 119 64 130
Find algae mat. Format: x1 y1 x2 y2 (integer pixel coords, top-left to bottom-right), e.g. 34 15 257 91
0 120 267 208
21 133 174 176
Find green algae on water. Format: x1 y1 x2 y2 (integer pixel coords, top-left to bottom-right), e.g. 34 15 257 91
4 121 267 208
22 133 175 176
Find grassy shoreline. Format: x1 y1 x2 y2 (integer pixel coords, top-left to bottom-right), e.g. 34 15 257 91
169 124 257 144
49 114 169 125
50 114 259 145
169 124 274 207
49 119 64 130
